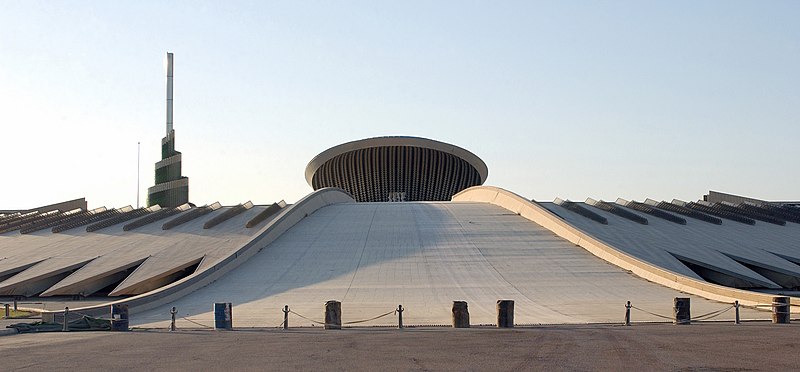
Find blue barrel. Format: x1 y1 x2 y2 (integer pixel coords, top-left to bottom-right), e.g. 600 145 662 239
214 302 232 330
110 304 129 331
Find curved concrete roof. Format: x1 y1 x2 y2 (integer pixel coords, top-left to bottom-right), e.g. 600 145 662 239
304 136 489 186
131 200 767 327
453 186 800 307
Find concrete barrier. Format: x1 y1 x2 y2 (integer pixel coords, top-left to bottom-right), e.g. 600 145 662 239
496 300 514 328
324 300 341 330
452 301 470 328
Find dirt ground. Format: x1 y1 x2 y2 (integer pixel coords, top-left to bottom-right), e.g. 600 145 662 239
1 322 798 371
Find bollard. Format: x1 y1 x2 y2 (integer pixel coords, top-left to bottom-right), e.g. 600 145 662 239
110 304 130 331
734 301 740 325
673 297 691 325
63 307 70 332
4 304 9 318
452 301 470 328
283 305 289 330
496 300 514 328
170 307 177 331
397 305 404 329
214 302 233 330
625 301 632 326
772 296 790 324
324 300 342 330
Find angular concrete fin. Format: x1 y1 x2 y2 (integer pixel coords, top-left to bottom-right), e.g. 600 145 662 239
719 252 800 289
162 203 220 230
41 256 149 296
0 257 49 279
109 255 204 296
203 202 253 229
0 257 95 296
669 252 780 289
245 202 285 228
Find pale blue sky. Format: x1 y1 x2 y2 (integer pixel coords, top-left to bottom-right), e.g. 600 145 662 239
1 1 798 209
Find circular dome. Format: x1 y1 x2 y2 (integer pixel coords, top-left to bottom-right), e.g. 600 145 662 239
305 136 488 202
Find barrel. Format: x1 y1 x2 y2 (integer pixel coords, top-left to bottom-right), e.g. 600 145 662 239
110 304 130 331
772 297 790 324
673 297 691 325
214 302 233 330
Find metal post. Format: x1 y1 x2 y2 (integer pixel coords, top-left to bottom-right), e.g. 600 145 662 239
13 298 18 311
734 301 740 325
62 307 69 332
397 305 404 329
625 301 632 326
4 304 9 318
170 307 177 331
283 305 289 330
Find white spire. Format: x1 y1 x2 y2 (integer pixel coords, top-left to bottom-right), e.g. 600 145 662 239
165 52 174 135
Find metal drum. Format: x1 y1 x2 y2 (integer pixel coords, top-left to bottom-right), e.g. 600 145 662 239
214 302 233 330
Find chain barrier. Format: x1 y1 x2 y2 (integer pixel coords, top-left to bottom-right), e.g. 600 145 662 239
629 305 674 321
287 309 328 326
21 298 796 330
738 303 796 313
343 310 397 325
692 306 733 322
630 301 796 324
287 309 397 328
68 309 115 322
181 317 213 329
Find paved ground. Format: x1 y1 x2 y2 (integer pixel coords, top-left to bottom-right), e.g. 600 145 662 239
1 322 798 371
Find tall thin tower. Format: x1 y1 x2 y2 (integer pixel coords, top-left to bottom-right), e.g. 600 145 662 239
147 52 189 208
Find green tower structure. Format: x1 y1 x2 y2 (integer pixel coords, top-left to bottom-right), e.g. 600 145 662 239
147 52 189 208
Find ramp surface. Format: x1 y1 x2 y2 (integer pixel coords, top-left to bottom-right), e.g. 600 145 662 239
134 202 762 327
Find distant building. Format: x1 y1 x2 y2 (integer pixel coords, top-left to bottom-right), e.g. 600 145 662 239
305 136 488 202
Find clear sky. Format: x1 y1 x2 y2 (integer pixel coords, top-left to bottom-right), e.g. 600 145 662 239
1 1 798 209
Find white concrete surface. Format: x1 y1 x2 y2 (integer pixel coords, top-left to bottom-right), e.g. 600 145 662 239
0 203 281 297
133 202 765 328
542 200 800 289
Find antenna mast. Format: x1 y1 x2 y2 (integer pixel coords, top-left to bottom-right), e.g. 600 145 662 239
136 141 141 208
166 52 174 135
